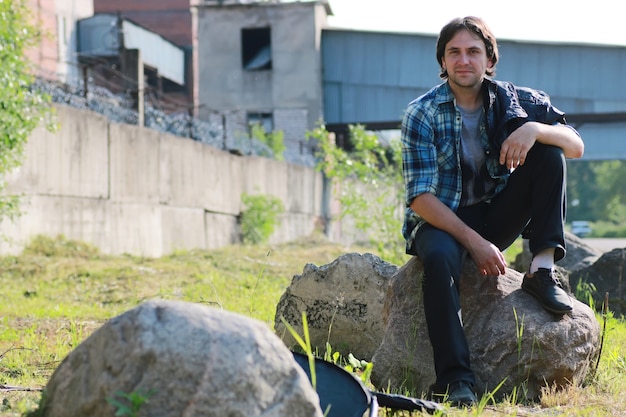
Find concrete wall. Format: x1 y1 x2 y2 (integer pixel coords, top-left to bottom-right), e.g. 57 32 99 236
0 104 326 257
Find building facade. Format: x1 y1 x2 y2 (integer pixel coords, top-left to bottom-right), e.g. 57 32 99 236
26 0 94 84
196 0 331 161
93 0 198 113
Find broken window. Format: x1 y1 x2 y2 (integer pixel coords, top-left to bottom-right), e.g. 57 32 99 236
241 27 272 70
247 112 273 134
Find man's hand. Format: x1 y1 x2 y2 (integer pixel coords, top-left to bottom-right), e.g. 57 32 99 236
499 122 538 169
500 121 585 167
466 235 507 276
411 193 508 276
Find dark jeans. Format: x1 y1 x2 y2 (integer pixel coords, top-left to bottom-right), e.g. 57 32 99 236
412 143 566 389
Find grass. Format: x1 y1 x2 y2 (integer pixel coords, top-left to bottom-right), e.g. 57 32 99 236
0 234 625 416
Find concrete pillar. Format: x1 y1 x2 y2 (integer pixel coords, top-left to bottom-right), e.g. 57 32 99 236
121 48 145 126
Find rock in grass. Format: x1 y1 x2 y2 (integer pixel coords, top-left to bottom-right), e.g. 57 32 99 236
570 248 626 317
274 252 396 361
39 300 323 417
371 257 601 400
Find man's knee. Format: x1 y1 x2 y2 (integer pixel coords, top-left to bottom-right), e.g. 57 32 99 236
528 143 565 171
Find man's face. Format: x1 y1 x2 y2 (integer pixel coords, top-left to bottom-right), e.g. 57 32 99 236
442 29 494 90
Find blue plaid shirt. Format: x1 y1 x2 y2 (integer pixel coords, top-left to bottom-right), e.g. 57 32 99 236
401 81 508 254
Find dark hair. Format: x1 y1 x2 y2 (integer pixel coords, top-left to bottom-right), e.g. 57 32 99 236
436 16 499 79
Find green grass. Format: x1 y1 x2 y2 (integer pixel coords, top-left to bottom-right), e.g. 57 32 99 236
0 234 625 416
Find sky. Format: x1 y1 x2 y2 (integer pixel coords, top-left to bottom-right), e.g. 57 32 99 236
325 0 626 46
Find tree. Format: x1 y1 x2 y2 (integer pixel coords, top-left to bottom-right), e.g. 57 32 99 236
0 0 53 221
567 159 626 228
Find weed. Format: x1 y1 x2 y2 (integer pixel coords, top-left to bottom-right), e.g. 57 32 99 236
281 312 317 389
240 193 285 245
250 123 286 161
22 235 100 258
574 275 597 309
106 389 156 417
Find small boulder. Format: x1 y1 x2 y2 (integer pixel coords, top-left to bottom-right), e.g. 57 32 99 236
371 257 601 400
40 300 323 417
570 248 626 317
274 253 396 361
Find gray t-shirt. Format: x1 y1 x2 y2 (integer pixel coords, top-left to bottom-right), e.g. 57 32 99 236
458 106 497 207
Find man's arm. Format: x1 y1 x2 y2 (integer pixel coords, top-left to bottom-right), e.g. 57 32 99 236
410 193 507 276
499 122 584 169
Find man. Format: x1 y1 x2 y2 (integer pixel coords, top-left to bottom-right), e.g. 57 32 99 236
401 16 584 406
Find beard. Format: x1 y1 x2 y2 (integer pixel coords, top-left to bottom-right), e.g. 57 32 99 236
448 70 484 89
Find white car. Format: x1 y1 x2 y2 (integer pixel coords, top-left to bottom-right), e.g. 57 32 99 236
571 221 592 238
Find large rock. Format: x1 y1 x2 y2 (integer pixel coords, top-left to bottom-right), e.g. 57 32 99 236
40 300 323 417
570 248 626 317
274 253 396 361
371 257 601 400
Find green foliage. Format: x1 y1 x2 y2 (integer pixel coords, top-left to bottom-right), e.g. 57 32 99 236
567 160 626 232
21 234 101 258
0 0 54 222
574 277 598 309
591 220 626 238
107 389 156 417
308 124 406 263
281 313 318 389
240 193 285 245
250 123 286 161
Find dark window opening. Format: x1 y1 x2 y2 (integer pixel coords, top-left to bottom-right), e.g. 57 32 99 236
247 112 273 134
242 27 272 70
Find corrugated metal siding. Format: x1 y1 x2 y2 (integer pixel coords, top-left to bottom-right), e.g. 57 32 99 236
323 29 626 123
577 122 626 160
324 82 422 126
496 41 626 111
322 30 441 124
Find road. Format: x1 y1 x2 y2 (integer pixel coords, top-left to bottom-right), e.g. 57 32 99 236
582 238 626 253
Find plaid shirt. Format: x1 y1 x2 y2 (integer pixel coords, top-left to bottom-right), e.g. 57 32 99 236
401 81 508 254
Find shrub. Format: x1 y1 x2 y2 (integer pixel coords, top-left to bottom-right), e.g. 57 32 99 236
308 124 406 264
250 123 286 161
240 193 285 245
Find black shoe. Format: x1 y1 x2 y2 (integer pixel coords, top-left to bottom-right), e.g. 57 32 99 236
432 381 477 407
447 381 477 407
522 268 573 314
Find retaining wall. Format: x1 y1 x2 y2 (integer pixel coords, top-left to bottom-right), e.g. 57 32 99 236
0 104 332 257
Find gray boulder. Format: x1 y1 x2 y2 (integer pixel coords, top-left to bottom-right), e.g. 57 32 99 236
40 300 323 417
371 257 601 400
570 248 626 317
274 252 396 361
559 232 603 272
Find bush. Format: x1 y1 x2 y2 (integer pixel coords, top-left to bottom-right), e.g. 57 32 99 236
250 123 286 161
22 235 101 258
240 193 285 245
308 124 407 264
